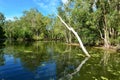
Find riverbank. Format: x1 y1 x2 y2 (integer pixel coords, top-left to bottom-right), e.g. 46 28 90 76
65 43 120 53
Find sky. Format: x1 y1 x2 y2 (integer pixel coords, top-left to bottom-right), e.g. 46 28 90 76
0 0 68 20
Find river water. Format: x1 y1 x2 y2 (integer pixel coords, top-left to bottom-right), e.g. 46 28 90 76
0 41 120 80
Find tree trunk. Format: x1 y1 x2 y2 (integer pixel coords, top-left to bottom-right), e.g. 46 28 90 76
104 29 110 48
37 30 39 40
65 29 69 43
64 30 71 43
103 14 110 48
68 31 72 43
57 15 90 57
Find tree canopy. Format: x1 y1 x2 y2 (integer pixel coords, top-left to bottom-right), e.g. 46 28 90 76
0 12 5 42
1 0 120 48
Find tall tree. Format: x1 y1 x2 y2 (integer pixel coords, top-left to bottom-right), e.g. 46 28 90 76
57 0 90 57
94 0 120 48
57 0 74 43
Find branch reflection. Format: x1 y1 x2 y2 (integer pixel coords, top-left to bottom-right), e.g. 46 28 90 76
59 57 90 80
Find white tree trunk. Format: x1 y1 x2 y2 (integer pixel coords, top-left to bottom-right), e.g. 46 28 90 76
57 15 90 57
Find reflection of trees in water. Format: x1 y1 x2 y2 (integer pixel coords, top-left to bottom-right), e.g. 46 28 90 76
3 42 45 70
55 45 89 79
2 42 120 79
99 50 120 79
58 57 90 80
100 51 111 66
56 48 120 80
2 41 66 71
3 41 84 73
100 50 120 66
0 49 5 66
13 42 52 71
0 43 5 66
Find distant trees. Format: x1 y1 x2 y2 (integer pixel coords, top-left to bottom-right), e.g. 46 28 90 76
4 9 50 41
2 0 120 48
55 0 120 48
0 12 5 42
46 15 66 40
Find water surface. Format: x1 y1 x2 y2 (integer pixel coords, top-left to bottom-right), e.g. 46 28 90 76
0 41 120 80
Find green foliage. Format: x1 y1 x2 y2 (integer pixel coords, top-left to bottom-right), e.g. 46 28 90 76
2 0 120 46
0 12 6 41
4 9 50 41
93 0 120 46
56 0 120 46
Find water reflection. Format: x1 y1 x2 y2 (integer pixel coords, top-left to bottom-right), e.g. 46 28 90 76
59 57 90 80
0 43 5 66
0 55 56 80
0 49 5 66
0 41 120 80
0 42 57 80
100 51 111 66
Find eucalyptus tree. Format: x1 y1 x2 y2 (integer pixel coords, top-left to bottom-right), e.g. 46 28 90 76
22 9 49 40
57 0 90 57
4 20 14 40
70 0 100 46
22 9 40 40
93 0 120 48
52 17 65 40
41 16 51 40
70 0 120 47
18 17 33 40
57 0 74 43
45 14 65 40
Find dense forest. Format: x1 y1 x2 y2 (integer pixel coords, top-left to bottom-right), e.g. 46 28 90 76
0 12 6 43
0 0 120 48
